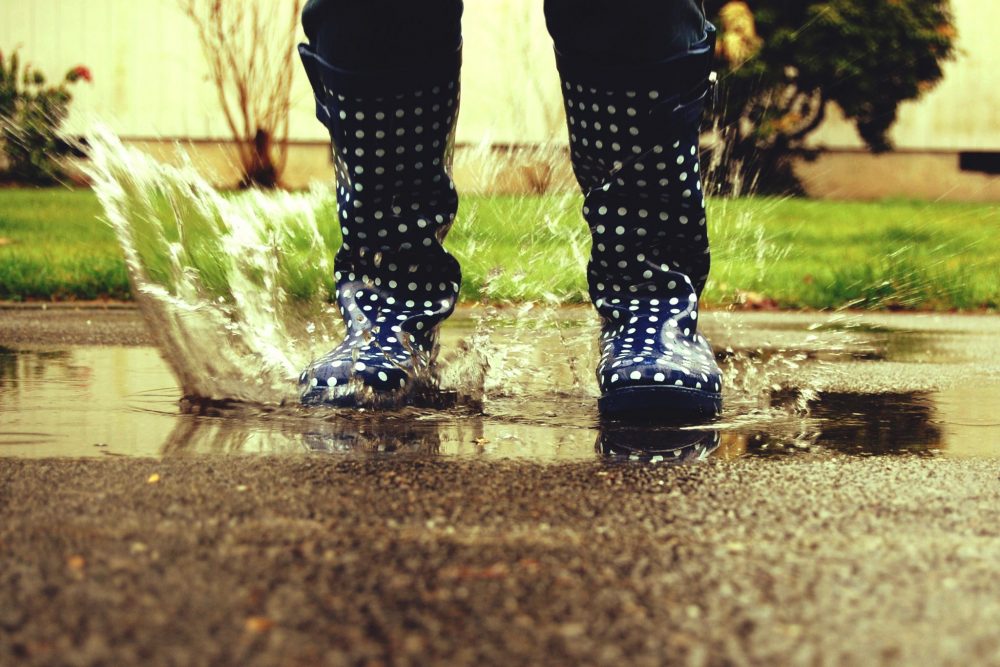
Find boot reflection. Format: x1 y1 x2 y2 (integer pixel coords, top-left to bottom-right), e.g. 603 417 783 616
596 423 720 463
160 409 452 457
302 417 443 455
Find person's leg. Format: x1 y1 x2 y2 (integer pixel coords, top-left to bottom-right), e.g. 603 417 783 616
545 0 723 420
302 0 462 70
298 0 465 406
544 0 706 64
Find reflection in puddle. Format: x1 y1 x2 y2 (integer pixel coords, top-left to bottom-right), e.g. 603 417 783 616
596 424 720 463
0 346 178 456
1 313 1000 462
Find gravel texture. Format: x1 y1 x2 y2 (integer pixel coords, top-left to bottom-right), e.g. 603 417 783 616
3 455 1000 666
0 306 151 347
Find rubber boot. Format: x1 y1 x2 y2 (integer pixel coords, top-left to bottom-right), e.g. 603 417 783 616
555 28 723 421
297 45 462 406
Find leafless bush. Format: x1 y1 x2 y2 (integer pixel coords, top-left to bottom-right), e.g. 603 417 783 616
179 0 303 188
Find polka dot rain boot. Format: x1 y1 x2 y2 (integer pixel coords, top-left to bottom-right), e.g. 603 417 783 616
297 45 462 406
597 424 721 463
555 28 723 422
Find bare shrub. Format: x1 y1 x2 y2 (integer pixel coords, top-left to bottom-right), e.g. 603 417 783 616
178 0 303 189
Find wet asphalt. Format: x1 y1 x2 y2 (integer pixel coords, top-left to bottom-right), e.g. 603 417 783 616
0 305 152 347
3 306 1000 666
4 456 1000 666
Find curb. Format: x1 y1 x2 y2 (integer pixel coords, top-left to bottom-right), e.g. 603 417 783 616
0 301 139 311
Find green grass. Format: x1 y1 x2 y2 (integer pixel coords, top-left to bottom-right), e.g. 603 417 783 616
0 189 129 300
701 197 1000 310
1 188 998 310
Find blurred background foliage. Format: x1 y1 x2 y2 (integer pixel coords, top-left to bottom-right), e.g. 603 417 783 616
0 50 90 184
707 0 956 193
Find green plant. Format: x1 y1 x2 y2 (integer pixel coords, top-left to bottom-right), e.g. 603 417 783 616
0 50 91 184
706 0 956 194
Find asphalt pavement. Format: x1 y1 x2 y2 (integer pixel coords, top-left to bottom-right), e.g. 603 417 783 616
3 306 1000 666
3 455 1000 666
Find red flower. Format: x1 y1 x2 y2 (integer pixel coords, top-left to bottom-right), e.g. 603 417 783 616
67 65 92 83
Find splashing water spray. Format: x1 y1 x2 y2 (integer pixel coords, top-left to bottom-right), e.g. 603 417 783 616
84 126 505 410
85 126 338 405
83 115 826 444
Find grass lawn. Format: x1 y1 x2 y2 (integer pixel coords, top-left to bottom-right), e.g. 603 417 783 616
0 188 997 310
0 189 128 300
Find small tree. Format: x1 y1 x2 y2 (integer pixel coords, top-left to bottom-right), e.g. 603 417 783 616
706 0 956 194
0 50 90 184
179 0 303 189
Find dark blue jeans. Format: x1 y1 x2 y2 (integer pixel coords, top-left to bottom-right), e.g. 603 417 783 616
302 0 707 70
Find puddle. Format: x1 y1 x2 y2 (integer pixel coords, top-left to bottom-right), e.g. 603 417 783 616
47 131 997 462
1 312 999 462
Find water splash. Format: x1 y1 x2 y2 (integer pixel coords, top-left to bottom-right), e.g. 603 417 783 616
83 128 580 409
85 126 339 404
83 124 825 437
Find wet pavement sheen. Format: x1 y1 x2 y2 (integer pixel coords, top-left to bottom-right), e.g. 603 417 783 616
2 309 999 461
4 308 1000 666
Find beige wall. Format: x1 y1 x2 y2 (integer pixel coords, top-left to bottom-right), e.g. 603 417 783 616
3 0 999 198
115 141 1000 202
6 0 997 148
806 0 1000 151
795 151 1000 202
0 0 564 145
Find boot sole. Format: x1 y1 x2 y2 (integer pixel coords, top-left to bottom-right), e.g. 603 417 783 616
300 383 410 409
598 385 722 423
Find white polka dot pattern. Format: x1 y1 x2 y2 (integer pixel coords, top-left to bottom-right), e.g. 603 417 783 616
597 425 720 462
557 43 723 413
297 45 462 404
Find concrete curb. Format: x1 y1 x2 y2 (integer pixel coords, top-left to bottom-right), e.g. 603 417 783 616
0 301 139 311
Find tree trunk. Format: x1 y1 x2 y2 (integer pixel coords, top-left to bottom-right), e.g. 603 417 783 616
240 128 279 189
